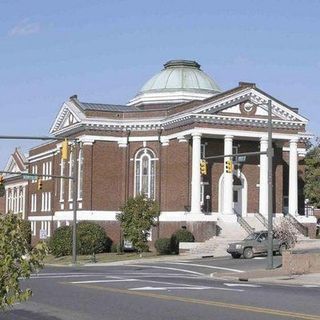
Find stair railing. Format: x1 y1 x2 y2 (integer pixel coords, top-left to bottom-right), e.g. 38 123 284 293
255 212 268 229
286 213 309 237
233 209 255 234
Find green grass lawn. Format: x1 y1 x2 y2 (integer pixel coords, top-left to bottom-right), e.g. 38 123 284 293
44 251 159 266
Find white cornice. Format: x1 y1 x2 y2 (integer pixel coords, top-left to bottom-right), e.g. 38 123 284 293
51 87 308 136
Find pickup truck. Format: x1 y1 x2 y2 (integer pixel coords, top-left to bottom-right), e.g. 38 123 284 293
227 231 287 259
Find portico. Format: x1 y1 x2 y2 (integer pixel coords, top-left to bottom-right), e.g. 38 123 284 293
189 127 305 221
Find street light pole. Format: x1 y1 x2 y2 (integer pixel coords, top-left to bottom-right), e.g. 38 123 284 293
267 99 274 269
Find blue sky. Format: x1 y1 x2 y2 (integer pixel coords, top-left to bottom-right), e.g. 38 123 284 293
0 0 319 167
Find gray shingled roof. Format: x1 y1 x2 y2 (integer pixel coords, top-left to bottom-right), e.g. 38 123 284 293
78 101 135 112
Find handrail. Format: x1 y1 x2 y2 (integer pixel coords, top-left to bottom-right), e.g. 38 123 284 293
256 212 268 229
287 213 309 237
234 209 255 234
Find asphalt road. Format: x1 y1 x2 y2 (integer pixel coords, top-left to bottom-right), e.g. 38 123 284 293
2 256 320 320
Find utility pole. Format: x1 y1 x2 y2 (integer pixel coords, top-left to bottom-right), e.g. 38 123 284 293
267 99 274 269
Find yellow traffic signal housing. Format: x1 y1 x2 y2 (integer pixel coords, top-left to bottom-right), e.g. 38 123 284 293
0 175 4 185
61 139 68 160
200 159 208 175
37 178 43 191
225 159 233 173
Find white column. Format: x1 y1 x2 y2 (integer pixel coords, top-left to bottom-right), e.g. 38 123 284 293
223 135 233 215
289 138 298 216
191 132 202 214
259 137 268 217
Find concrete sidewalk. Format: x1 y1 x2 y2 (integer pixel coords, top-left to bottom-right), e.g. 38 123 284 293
211 268 320 286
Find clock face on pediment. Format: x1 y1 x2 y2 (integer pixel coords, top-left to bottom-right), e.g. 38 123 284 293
239 102 257 116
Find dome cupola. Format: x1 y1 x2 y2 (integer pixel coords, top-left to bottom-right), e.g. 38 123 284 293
128 60 221 107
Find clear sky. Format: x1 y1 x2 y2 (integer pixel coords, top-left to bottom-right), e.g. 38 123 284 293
0 0 319 168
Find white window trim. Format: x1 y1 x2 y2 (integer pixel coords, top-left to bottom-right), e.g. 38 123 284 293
134 148 156 200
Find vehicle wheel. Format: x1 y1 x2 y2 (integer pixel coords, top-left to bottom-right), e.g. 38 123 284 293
231 253 241 259
243 247 254 259
279 244 287 256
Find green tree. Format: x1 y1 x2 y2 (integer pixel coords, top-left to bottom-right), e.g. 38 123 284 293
0 213 47 309
304 141 320 207
117 195 160 252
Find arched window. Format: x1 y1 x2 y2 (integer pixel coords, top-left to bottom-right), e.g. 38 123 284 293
77 148 83 200
68 151 74 200
134 148 156 199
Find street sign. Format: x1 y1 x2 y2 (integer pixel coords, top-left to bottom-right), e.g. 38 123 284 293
23 174 35 180
237 156 246 162
39 229 47 240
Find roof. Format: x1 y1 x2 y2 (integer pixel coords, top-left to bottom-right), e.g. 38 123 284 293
139 59 221 94
76 101 135 112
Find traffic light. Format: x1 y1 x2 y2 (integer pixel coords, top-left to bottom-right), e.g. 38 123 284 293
0 175 3 185
37 178 43 191
0 175 4 197
200 159 207 175
61 139 68 160
225 159 233 173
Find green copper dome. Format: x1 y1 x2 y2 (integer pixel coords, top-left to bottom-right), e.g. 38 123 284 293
140 60 221 94
128 60 221 107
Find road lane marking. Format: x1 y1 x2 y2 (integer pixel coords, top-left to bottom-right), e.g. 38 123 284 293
224 283 261 288
66 283 320 320
302 285 320 288
29 274 116 280
128 264 205 276
166 262 244 273
129 286 244 292
70 279 138 284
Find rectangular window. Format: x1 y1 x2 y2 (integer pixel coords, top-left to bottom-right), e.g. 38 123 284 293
31 221 37 236
31 194 37 212
41 192 51 212
31 165 37 183
42 161 52 180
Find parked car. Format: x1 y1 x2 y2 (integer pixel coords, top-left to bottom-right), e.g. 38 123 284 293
227 231 287 259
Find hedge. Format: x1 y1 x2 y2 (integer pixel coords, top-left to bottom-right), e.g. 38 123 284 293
49 222 112 257
49 226 72 257
77 222 112 255
170 229 195 254
154 238 172 255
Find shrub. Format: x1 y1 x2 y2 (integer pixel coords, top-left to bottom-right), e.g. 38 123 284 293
20 220 32 249
49 226 73 257
155 238 172 255
0 213 47 309
117 195 160 253
77 222 112 255
171 229 195 254
274 217 298 250
50 223 112 257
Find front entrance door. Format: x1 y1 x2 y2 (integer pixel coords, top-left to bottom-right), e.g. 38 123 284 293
218 172 248 217
233 186 242 216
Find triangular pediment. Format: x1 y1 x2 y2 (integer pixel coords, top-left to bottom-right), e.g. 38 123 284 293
4 149 27 177
50 101 84 134
192 87 308 124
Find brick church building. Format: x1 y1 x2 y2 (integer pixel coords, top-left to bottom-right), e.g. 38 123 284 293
9 60 317 243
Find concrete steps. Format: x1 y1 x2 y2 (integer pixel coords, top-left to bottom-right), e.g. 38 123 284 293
243 215 267 232
181 221 248 257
